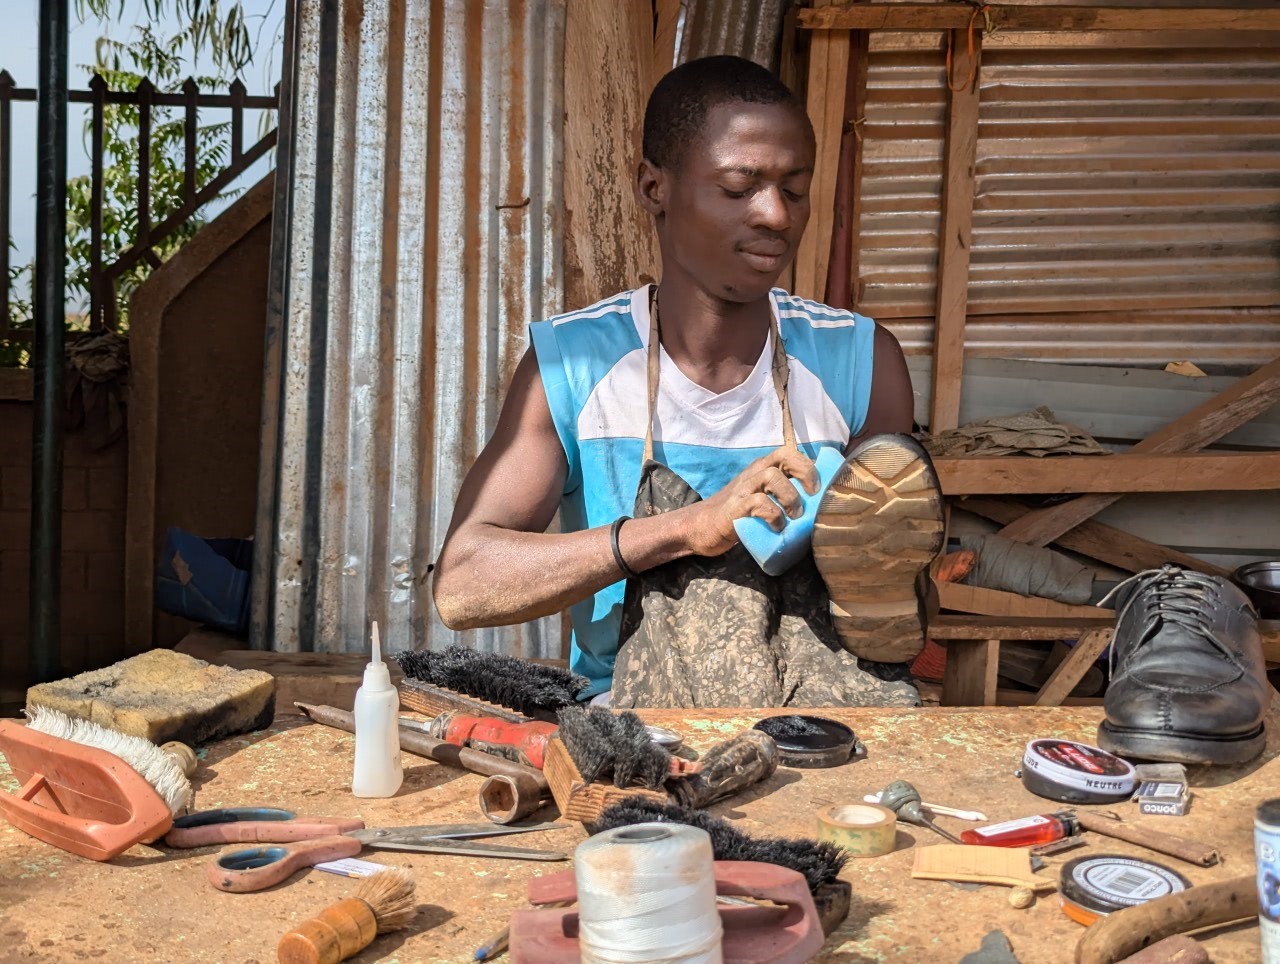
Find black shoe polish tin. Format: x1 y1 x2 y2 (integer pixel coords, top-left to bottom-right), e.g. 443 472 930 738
1020 738 1136 805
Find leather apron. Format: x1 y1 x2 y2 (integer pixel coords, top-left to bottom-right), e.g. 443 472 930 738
609 289 920 709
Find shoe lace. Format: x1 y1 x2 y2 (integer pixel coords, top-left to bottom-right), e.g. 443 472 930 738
1096 565 1236 676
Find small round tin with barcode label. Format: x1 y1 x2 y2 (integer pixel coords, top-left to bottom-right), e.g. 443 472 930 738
1058 854 1190 926
1256 798 1280 962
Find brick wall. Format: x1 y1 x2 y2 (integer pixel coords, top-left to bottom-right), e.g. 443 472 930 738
0 391 128 702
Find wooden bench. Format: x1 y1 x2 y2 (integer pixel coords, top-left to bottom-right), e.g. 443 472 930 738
932 615 1280 708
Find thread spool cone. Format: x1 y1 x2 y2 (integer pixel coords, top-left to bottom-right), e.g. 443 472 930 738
575 823 723 964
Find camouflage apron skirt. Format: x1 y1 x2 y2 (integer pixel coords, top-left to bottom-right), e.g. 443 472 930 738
609 290 919 710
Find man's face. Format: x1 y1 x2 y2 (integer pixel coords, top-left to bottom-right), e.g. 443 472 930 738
648 100 815 302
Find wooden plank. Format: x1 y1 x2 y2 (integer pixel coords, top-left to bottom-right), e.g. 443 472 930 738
905 356 1280 450
956 498 1233 579
935 451 1280 496
1095 495 1280 558
933 616 1277 667
799 4 1280 32
929 28 981 433
918 680 1104 708
563 0 658 309
941 638 999 706
1034 628 1114 708
794 0 849 302
1121 356 1280 457
997 355 1280 545
933 615 1108 641
937 581 1108 621
825 29 868 309
652 0 681 89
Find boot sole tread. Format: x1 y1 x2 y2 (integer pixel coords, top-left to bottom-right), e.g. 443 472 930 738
813 436 945 663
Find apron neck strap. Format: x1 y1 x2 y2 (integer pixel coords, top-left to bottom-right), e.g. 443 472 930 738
644 285 796 463
770 309 798 451
644 286 661 463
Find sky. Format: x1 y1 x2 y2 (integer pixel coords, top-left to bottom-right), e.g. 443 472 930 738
1 0 284 278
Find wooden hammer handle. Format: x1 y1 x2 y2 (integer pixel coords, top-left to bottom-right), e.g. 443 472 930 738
1075 874 1255 964
1075 811 1219 867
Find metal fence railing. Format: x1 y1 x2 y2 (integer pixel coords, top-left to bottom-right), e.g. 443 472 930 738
0 70 278 339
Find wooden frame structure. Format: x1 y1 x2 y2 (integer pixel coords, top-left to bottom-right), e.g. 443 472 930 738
798 3 1280 705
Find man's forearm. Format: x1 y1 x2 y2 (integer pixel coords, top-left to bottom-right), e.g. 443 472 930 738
433 508 701 630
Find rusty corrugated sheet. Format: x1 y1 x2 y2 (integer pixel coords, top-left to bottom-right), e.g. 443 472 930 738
678 0 791 70
855 29 1280 365
253 0 565 655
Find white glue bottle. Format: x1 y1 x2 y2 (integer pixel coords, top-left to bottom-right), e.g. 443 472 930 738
351 621 403 798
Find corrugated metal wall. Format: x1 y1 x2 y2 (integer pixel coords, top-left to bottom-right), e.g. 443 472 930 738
678 0 791 70
856 29 1280 366
253 0 565 655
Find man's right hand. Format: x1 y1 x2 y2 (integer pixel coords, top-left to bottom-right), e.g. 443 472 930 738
681 446 819 557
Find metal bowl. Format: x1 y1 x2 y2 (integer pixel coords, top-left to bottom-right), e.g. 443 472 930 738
1233 560 1280 619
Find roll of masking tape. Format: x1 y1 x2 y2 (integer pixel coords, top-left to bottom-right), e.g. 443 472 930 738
816 803 898 857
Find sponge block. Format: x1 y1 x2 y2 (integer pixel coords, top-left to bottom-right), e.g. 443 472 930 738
26 649 276 747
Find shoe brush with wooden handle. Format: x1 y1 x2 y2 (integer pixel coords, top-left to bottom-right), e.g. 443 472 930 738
277 868 416 964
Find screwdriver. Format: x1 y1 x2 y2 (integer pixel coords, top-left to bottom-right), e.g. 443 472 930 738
878 780 963 844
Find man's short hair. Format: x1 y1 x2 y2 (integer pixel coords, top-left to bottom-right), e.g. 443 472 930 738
642 55 811 170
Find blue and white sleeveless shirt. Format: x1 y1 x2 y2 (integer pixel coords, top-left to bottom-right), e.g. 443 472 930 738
529 286 878 697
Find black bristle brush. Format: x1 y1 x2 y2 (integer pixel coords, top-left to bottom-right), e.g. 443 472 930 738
556 705 670 791
395 647 588 716
592 800 849 894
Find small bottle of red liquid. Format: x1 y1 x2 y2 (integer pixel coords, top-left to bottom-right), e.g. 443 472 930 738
960 811 1079 847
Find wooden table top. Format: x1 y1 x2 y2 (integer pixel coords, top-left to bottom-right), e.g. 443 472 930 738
2 703 1275 963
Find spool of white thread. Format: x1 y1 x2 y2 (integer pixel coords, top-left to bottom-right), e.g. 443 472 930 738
575 823 723 964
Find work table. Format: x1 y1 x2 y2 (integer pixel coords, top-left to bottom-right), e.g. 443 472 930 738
1 704 1275 963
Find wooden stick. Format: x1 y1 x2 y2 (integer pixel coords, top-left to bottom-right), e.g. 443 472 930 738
997 355 1280 545
1074 875 1255 964
1074 811 1220 867
1034 629 1113 708
954 498 1231 578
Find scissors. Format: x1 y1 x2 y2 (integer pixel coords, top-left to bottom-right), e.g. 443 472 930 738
168 808 570 893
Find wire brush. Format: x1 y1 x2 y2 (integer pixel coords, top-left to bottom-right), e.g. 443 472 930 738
556 705 670 790
395 647 588 716
593 799 849 894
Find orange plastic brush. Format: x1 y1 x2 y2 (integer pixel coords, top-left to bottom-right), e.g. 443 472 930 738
0 710 191 860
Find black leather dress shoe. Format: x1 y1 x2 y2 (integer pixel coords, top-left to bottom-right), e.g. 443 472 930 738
1098 565 1268 765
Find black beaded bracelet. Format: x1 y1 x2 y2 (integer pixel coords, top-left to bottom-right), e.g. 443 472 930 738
610 516 640 579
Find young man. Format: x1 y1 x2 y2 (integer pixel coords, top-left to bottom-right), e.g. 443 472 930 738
434 56 943 708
